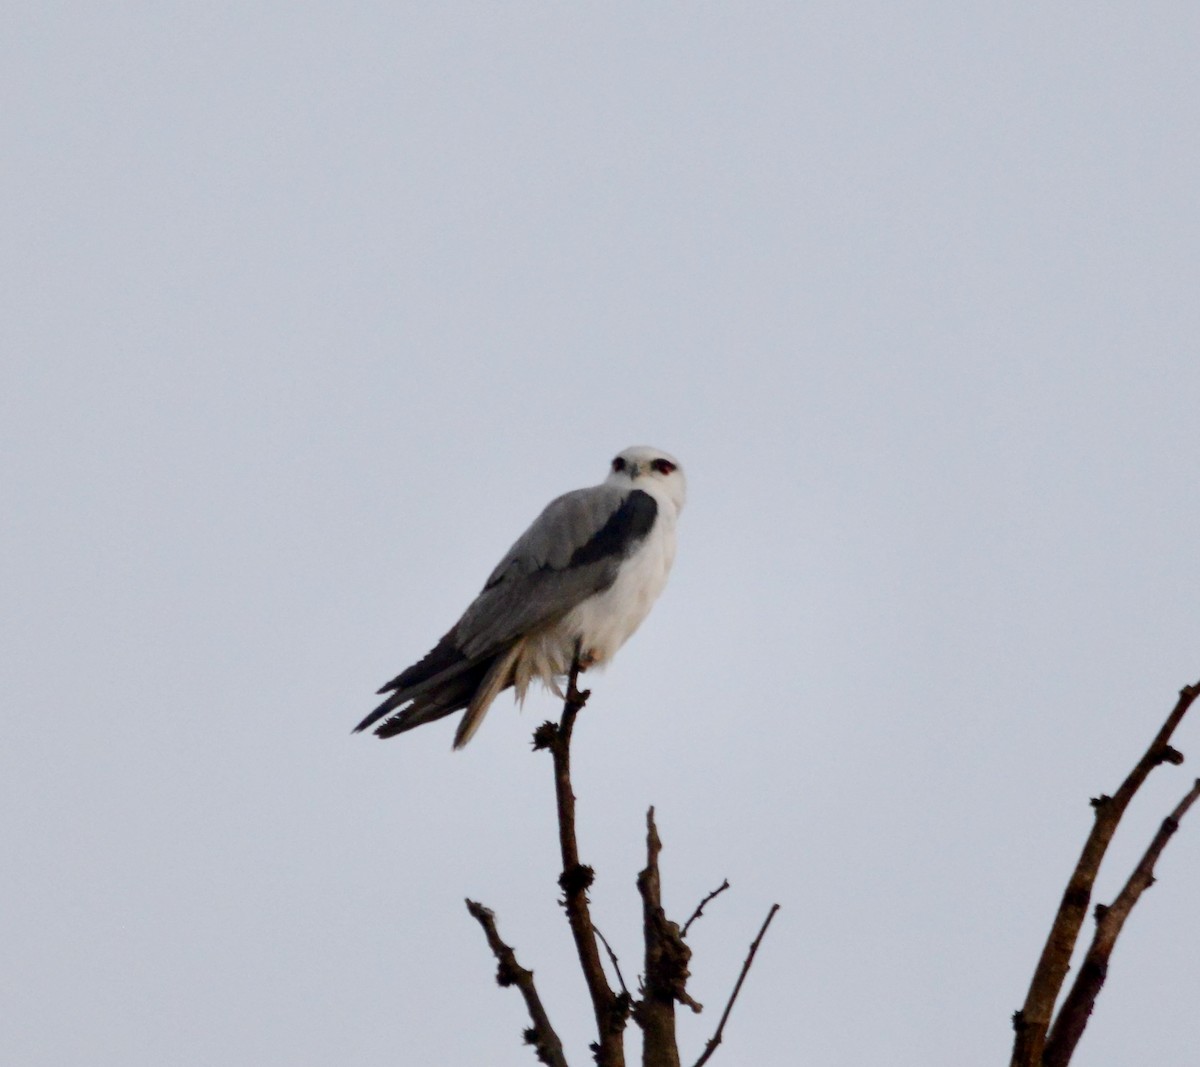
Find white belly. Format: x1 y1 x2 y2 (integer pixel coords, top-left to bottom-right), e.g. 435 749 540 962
562 517 676 664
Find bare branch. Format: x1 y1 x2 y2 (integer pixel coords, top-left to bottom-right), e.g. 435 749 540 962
465 899 569 1067
1042 777 1200 1067
692 903 781 1067
636 807 696 1067
1010 680 1200 1067
682 880 731 939
534 646 628 1067
593 925 631 999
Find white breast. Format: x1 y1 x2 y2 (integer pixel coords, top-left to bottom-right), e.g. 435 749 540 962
563 506 678 666
513 500 679 698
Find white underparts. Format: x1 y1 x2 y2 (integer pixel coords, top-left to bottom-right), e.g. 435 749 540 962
512 499 678 701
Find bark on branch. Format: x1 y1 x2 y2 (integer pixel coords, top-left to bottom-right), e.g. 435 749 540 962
465 898 569 1067
465 651 777 1063
1010 679 1200 1067
532 649 629 1067
636 807 700 1067
1042 777 1200 1067
691 904 780 1067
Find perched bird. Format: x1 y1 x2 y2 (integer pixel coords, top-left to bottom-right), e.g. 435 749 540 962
354 445 686 748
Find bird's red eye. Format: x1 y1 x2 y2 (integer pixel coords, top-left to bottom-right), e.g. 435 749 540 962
651 458 676 475
611 457 626 472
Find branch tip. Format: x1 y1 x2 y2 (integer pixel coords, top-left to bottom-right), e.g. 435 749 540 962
1012 679 1200 1067
682 879 732 938
1039 768 1200 1067
692 903 780 1067
465 898 568 1067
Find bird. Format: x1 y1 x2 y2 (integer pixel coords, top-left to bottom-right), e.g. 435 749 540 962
354 445 686 748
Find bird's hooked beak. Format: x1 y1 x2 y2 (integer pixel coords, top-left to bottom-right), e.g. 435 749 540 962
626 461 643 479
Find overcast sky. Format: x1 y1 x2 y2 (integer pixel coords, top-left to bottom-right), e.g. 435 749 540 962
4 5 1200 1066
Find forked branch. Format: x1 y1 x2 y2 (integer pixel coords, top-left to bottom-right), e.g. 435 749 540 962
1010 679 1200 1067
469 651 778 1065
1043 777 1200 1067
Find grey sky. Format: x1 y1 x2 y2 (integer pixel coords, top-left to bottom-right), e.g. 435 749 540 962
4 5 1200 1065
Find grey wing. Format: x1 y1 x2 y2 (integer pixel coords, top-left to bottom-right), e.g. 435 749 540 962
455 484 658 658
353 484 657 740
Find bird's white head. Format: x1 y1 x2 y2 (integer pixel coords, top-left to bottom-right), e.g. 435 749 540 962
605 445 686 514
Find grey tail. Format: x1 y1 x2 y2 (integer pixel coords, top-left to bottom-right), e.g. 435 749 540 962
354 642 519 745
352 630 469 735
451 639 526 749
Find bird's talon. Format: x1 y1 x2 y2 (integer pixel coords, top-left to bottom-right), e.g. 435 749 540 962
577 649 597 671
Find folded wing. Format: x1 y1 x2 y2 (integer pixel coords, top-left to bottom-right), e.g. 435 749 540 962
353 485 657 744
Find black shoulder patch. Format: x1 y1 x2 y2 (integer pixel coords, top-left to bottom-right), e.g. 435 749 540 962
566 489 658 569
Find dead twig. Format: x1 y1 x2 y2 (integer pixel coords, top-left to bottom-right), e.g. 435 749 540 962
635 807 703 1067
682 880 731 939
465 898 569 1067
691 903 781 1067
532 646 628 1067
1010 680 1200 1067
1042 777 1200 1067
594 925 632 999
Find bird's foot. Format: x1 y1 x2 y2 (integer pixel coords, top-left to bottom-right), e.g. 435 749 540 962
565 641 593 707
566 678 591 706
566 650 593 706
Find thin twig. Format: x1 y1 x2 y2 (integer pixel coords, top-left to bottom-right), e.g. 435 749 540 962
1043 777 1200 1067
691 904 780 1067
465 899 569 1067
682 880 731 939
594 925 631 998
1010 680 1200 1067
